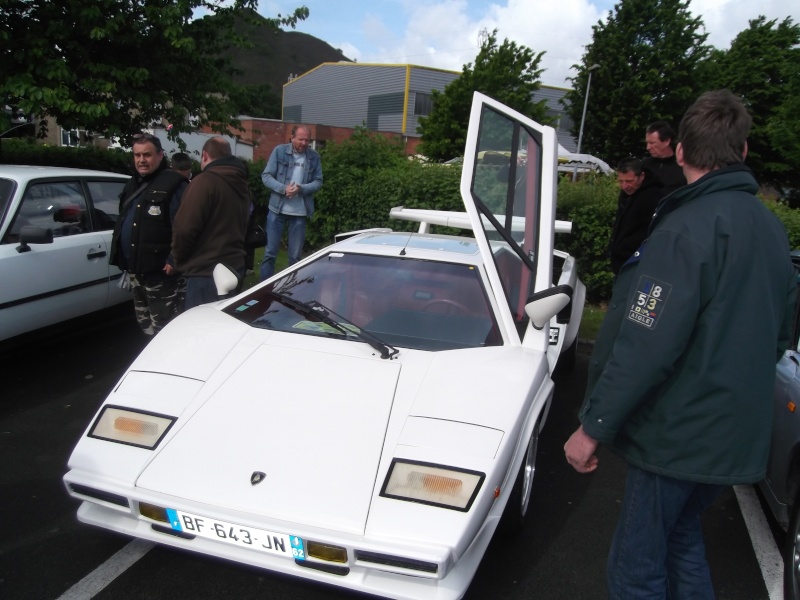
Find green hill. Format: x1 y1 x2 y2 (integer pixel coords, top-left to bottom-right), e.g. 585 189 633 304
224 11 352 118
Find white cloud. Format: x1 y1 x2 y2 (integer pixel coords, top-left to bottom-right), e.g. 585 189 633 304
690 0 796 49
273 0 798 86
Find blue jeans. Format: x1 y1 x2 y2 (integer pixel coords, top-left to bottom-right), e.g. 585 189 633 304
259 211 307 281
607 464 724 600
184 270 243 311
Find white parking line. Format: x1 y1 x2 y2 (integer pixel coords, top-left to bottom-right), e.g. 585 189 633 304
734 485 783 600
56 539 154 600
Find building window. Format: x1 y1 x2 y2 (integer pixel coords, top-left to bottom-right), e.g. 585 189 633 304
414 92 433 116
60 129 81 147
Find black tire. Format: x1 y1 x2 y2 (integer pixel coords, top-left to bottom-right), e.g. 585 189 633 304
557 338 578 372
498 414 542 536
786 497 800 600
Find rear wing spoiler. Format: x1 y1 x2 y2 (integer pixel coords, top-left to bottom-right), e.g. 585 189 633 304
389 206 573 235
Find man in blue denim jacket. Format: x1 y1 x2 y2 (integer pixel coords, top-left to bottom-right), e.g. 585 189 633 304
259 125 323 280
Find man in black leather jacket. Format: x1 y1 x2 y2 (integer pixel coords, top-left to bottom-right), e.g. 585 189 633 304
110 133 187 335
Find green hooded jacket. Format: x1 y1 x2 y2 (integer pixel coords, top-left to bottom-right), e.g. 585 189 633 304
580 164 796 485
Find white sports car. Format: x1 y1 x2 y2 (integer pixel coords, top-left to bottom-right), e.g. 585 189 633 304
64 93 585 600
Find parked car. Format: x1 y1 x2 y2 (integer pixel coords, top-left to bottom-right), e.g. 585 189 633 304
63 93 585 600
0 165 130 345
759 251 800 600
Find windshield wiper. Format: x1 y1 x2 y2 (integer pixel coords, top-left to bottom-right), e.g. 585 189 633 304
265 291 399 359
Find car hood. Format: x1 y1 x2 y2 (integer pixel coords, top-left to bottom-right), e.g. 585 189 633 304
135 342 400 536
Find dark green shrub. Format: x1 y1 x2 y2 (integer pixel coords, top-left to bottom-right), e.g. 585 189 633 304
555 173 618 303
764 200 800 249
0 138 132 174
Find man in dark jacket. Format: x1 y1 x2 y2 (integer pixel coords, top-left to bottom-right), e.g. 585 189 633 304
110 133 187 335
608 158 663 275
172 137 250 309
642 120 686 195
564 90 796 598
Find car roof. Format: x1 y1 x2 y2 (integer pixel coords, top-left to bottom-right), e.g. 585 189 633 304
0 165 130 182
331 230 484 265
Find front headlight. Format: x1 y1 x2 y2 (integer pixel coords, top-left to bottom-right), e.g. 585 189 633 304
88 405 176 449
380 459 484 511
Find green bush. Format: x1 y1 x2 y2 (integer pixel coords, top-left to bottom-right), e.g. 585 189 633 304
765 200 800 249
555 173 618 303
306 130 463 247
11 135 800 305
0 138 132 174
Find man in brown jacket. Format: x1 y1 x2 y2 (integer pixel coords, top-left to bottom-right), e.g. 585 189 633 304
172 137 250 309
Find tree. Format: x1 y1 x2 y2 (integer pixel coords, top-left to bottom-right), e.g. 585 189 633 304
0 1 308 142
704 17 800 197
565 0 710 165
417 30 548 162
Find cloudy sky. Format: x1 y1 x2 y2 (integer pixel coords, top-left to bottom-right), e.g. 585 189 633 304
259 0 797 88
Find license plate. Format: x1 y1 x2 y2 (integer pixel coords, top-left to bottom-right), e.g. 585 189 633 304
166 508 305 560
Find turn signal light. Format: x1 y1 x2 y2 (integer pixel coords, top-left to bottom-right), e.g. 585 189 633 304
139 502 169 523
307 541 347 563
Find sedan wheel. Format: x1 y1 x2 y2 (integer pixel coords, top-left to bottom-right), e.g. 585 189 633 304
786 498 800 600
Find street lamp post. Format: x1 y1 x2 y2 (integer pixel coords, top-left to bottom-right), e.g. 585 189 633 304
573 63 601 181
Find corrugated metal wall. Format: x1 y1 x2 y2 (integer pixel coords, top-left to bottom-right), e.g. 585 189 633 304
532 86 577 151
406 68 459 135
283 64 406 131
282 64 577 148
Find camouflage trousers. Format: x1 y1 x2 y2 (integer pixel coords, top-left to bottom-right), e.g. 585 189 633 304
128 273 186 336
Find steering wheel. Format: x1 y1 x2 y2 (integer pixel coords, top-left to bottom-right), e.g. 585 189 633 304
421 298 470 316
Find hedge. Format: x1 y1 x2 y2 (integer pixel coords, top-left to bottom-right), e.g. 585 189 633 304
6 138 800 305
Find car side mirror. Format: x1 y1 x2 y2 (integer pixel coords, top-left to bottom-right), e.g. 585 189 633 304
17 226 54 253
525 285 573 330
213 263 240 296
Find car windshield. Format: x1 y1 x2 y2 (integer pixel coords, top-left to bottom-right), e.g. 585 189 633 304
223 252 502 351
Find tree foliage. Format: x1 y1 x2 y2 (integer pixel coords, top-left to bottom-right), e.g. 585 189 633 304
417 30 548 162
703 17 800 197
565 0 710 165
0 1 308 143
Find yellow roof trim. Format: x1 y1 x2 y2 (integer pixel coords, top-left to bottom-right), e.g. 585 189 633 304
283 61 460 89
402 65 411 135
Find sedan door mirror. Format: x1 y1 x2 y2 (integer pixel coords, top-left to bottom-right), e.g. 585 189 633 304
16 226 54 253
525 285 573 330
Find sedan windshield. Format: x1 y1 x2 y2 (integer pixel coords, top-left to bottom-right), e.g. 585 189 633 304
223 252 502 351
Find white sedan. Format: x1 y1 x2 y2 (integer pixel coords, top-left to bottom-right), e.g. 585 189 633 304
0 165 130 344
64 93 585 600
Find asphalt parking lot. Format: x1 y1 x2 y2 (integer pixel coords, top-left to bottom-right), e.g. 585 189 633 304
0 322 776 600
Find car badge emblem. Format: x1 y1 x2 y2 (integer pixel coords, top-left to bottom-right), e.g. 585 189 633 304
251 471 266 486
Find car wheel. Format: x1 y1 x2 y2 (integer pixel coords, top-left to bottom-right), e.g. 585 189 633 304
499 414 542 536
786 496 800 600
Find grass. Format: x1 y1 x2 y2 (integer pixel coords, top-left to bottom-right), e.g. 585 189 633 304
579 305 607 341
242 246 288 290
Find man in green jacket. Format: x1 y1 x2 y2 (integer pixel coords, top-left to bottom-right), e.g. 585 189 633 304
564 90 796 598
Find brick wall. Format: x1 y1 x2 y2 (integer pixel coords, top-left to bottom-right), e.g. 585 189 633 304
200 120 423 162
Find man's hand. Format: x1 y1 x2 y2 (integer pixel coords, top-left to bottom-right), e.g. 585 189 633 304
163 263 175 276
564 426 599 473
285 182 299 198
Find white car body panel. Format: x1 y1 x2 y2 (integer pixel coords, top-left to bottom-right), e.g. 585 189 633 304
137 344 400 535
0 166 130 342
64 93 583 600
